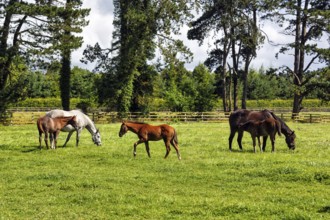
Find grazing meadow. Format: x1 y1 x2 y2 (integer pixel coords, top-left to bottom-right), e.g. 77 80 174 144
0 121 329 219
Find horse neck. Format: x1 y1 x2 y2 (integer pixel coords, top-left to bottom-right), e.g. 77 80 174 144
268 111 292 137
126 122 144 134
85 120 97 135
280 122 293 137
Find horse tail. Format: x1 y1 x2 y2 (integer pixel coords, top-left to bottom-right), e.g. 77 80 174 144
275 120 282 136
173 129 179 145
37 117 44 134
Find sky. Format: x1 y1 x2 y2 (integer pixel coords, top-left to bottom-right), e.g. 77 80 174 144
71 1 328 72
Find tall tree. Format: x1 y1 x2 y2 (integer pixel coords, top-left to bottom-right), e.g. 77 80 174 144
49 0 89 110
0 0 89 113
84 0 198 117
188 0 264 111
264 0 330 117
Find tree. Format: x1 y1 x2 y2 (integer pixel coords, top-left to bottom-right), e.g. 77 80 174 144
84 0 198 117
192 64 216 111
49 0 89 110
71 67 97 99
188 0 264 111
0 0 89 114
264 0 330 116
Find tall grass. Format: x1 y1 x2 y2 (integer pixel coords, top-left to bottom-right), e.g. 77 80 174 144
0 122 329 219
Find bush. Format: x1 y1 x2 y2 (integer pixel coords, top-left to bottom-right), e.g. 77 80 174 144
11 98 97 109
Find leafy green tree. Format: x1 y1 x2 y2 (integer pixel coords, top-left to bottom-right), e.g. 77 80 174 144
188 0 264 111
0 0 89 114
84 0 198 117
49 0 89 110
0 57 30 113
71 67 97 100
247 69 278 99
161 61 193 112
264 0 330 116
191 64 216 111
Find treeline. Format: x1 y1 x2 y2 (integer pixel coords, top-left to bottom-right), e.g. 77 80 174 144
10 65 329 112
1 1 329 117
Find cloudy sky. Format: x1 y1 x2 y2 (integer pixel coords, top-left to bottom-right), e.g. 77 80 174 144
72 1 327 72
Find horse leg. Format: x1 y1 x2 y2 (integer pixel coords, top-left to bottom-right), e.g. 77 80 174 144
163 139 171 159
62 131 74 148
170 138 181 160
252 136 256 153
258 137 262 152
44 132 49 149
262 136 268 152
133 139 144 157
39 131 43 149
75 128 82 147
54 131 60 149
145 141 151 158
49 133 54 149
270 133 275 153
228 130 236 151
237 130 244 151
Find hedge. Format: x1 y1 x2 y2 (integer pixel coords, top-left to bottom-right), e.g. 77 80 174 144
10 98 97 109
10 98 329 111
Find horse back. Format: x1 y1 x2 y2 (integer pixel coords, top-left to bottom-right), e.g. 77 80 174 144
229 109 251 129
139 124 175 141
46 109 88 129
37 116 55 133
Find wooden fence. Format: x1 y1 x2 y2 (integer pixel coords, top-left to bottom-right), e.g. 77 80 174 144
1 110 330 125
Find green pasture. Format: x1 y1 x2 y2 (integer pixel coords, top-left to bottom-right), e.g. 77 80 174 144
0 122 329 219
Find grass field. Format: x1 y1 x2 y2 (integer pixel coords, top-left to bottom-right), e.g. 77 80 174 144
0 122 329 219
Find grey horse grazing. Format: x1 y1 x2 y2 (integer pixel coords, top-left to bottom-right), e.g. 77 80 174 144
46 109 101 147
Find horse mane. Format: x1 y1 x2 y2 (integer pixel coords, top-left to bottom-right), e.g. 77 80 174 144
267 110 293 135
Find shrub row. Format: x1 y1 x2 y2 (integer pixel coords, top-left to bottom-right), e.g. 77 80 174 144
10 98 329 110
10 98 96 109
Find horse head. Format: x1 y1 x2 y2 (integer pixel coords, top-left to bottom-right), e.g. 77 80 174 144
92 129 102 146
119 121 128 137
285 131 296 150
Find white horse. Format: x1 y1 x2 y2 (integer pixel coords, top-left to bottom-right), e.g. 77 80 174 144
46 109 101 147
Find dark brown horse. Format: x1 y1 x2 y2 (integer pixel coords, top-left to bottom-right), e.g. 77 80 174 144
239 118 281 152
229 109 295 151
118 121 181 160
37 115 78 149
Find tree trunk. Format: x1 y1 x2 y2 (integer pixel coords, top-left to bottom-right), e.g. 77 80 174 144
292 0 302 118
230 25 239 110
221 40 230 112
60 0 73 111
241 58 249 109
60 51 71 111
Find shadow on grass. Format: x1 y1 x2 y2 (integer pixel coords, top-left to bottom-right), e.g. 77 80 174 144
21 145 41 153
318 206 330 213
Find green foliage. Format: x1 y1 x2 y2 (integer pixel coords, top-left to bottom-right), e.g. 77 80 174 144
0 57 30 115
0 122 329 219
11 98 96 109
191 64 217 111
71 67 98 99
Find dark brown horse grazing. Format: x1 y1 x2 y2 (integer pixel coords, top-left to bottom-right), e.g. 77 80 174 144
229 109 296 151
239 118 281 152
118 121 181 160
37 115 78 149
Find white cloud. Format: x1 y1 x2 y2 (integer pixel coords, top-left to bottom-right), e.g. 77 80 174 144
71 1 114 69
